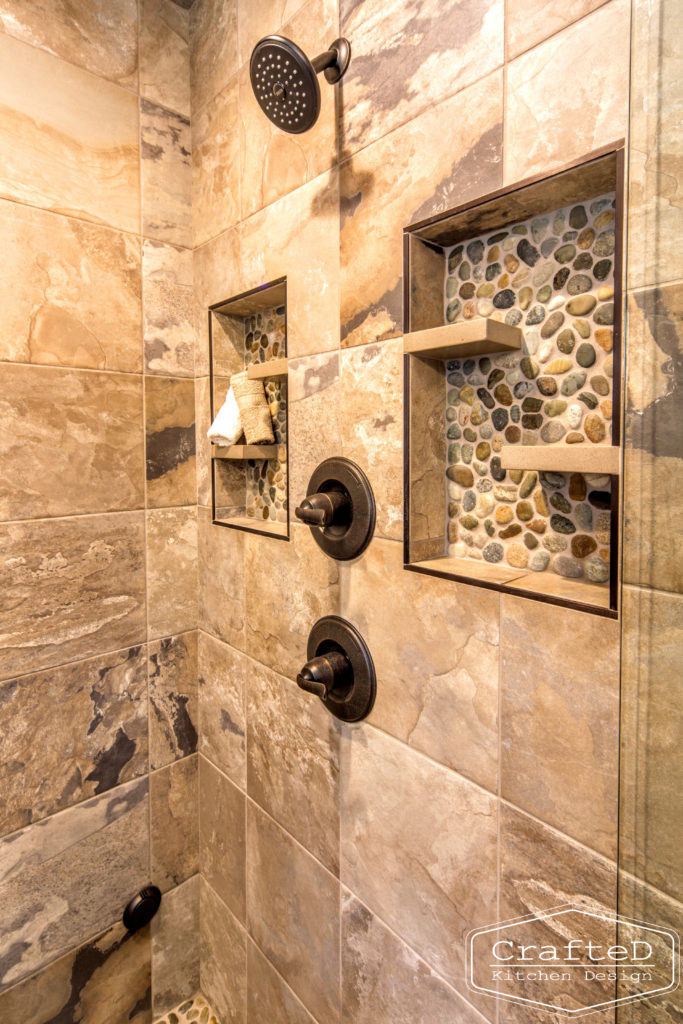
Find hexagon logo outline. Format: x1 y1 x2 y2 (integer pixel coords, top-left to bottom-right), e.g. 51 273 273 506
466 902 679 1017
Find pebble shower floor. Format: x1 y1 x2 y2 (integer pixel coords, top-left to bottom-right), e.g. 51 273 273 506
154 993 221 1024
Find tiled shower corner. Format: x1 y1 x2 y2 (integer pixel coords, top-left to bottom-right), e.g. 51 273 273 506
154 993 221 1024
443 193 616 583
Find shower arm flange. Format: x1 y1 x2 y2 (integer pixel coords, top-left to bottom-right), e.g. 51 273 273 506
312 38 351 84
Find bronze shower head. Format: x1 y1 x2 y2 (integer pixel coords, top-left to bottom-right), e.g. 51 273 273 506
250 35 351 134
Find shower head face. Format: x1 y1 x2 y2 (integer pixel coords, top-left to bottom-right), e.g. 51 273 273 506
250 36 321 134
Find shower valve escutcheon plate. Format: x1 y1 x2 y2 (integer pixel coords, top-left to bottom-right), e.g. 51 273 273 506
297 616 376 722
295 457 375 560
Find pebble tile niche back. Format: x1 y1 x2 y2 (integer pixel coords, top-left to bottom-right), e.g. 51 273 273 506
403 145 624 616
209 278 289 540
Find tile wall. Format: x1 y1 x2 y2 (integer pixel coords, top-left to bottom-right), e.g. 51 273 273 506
618 0 683 1019
0 1 199 1020
1 0 679 1022
190 0 631 1022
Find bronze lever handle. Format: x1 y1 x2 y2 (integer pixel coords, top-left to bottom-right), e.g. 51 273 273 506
295 490 349 528
296 651 352 700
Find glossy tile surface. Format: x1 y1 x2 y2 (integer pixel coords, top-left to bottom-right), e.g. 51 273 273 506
0 201 142 371
150 754 199 892
0 779 149 991
0 921 151 1024
0 34 140 232
0 645 148 837
149 632 199 770
0 364 144 520
0 512 146 679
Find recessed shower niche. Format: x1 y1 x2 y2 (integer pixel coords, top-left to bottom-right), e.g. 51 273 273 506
209 278 289 539
403 144 624 616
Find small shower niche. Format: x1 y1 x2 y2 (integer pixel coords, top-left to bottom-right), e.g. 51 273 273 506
403 145 624 616
209 278 289 540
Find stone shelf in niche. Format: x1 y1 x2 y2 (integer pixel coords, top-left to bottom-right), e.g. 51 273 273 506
404 319 522 359
499 445 620 475
411 555 612 611
211 444 284 460
403 142 625 617
246 357 288 379
209 277 289 539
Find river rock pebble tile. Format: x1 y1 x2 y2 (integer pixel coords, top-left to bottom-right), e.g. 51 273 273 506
242 304 287 525
154 992 221 1024
443 194 616 584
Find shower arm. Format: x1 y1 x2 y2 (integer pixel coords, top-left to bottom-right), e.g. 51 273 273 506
311 38 351 84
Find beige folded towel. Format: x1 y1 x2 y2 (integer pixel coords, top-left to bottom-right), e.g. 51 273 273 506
231 371 275 445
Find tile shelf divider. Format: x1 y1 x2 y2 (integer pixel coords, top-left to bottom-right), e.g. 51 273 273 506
403 318 522 359
499 444 621 476
212 444 283 460
246 357 288 380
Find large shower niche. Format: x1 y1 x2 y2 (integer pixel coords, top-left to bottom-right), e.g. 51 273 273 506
403 144 624 616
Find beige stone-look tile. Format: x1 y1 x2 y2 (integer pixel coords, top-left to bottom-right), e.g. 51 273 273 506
193 226 241 377
143 239 195 378
627 0 683 290
198 630 246 788
340 0 504 155
504 0 630 183
237 0 309 68
141 99 192 248
196 376 212 506
623 283 683 593
506 0 609 59
622 448 683 595
617 874 683 1024
146 506 198 640
0 201 142 372
500 594 620 860
246 801 340 1024
0 0 138 88
245 524 340 680
0 778 149 991
199 755 246 922
140 0 191 117
192 76 240 247
340 70 503 348
340 539 500 792
149 631 198 770
151 875 199 1016
247 659 340 874
239 0 337 220
0 34 139 232
620 586 683 904
247 939 316 1024
200 877 247 1024
340 724 498 1003
0 645 148 839
150 754 199 892
239 168 340 359
342 892 491 1024
499 804 618 1024
145 376 197 509
190 0 238 115
198 505 246 649
0 364 144 520
0 512 146 679
340 338 403 540
0 919 151 1024
287 351 340 512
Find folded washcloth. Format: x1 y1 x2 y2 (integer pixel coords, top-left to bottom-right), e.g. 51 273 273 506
207 385 243 445
231 370 275 445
